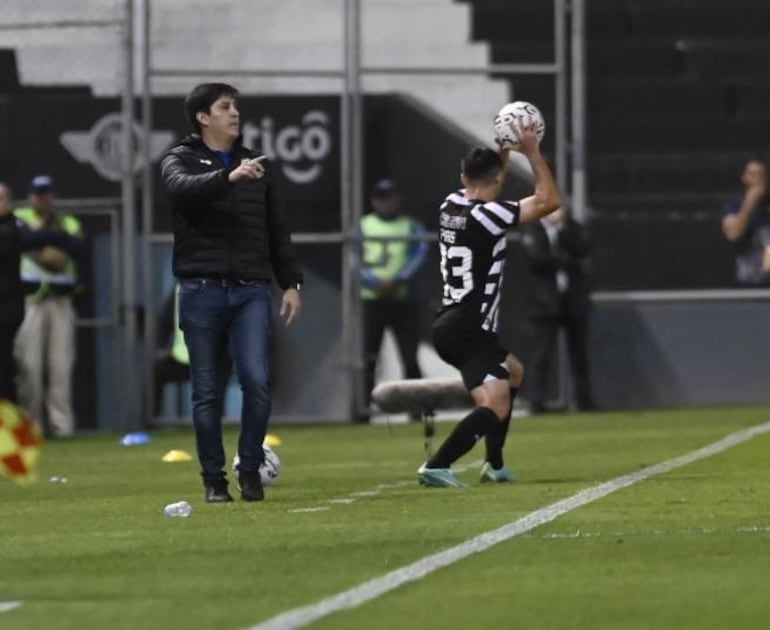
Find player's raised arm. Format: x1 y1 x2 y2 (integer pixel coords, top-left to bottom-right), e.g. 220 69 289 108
516 125 562 225
496 143 512 186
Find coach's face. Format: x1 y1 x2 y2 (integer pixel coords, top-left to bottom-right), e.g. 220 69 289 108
198 94 240 142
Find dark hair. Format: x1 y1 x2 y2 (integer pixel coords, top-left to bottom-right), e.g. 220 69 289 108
461 147 502 182
184 83 239 132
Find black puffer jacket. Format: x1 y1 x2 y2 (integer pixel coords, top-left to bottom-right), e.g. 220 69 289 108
160 134 303 289
0 213 23 323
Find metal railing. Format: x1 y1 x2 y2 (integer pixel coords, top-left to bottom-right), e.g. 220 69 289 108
138 0 584 423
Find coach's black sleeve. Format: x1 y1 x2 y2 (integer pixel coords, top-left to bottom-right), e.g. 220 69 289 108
265 181 303 290
160 153 233 205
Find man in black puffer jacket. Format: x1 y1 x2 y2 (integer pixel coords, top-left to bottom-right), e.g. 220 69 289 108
0 183 24 402
161 83 303 504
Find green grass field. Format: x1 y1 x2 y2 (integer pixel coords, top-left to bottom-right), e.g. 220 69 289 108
2 406 770 630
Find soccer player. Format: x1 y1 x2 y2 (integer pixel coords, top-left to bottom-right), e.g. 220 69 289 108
418 123 561 487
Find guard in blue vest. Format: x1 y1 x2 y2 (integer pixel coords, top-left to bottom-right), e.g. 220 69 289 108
359 179 428 422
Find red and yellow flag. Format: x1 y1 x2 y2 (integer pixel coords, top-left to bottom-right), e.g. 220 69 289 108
0 399 43 484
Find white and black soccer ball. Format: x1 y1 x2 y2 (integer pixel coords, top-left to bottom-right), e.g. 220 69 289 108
232 444 281 486
493 101 546 150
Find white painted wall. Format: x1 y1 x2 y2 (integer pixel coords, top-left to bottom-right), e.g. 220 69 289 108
0 0 510 144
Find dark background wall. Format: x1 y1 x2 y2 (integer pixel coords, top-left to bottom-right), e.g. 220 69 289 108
459 0 770 290
0 84 746 294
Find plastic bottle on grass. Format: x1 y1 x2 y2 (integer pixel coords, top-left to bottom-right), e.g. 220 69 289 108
164 501 192 518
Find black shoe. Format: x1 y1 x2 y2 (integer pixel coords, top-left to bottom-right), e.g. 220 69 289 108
238 469 264 502
204 479 233 503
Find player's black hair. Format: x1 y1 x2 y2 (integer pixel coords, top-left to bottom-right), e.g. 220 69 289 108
461 147 503 183
184 83 239 132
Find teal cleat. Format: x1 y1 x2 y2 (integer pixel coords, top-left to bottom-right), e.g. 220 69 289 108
417 464 468 488
480 462 517 483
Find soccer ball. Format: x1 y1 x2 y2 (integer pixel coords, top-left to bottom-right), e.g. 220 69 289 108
493 101 546 150
232 444 281 485
0 399 43 484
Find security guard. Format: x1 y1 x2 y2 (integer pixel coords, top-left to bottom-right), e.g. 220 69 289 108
14 175 85 437
359 179 427 421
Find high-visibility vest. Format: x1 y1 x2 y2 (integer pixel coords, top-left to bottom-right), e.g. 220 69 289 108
170 284 189 365
14 207 81 301
360 213 414 300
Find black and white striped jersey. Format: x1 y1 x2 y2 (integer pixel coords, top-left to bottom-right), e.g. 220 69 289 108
437 190 520 333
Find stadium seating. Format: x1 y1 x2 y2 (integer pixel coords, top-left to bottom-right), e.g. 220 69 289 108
462 0 770 288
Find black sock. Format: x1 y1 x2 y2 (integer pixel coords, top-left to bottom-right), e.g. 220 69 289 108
484 388 518 469
427 406 498 469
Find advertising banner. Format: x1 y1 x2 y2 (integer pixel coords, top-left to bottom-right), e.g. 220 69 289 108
0 93 341 233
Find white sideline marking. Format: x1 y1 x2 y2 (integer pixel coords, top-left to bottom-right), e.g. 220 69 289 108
534 524 770 540
0 601 23 614
251 420 770 630
375 481 414 490
286 460 482 514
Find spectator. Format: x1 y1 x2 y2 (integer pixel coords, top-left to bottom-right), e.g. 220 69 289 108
0 183 23 402
721 159 770 286
160 83 303 503
523 207 595 414
359 179 428 421
13 175 86 437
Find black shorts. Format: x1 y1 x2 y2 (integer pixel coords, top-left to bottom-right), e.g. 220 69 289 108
432 308 509 391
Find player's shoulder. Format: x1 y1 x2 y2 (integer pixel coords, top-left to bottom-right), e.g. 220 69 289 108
487 198 520 210
441 189 472 210
468 199 520 235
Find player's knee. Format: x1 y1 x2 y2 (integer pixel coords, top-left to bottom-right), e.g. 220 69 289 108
490 393 511 420
478 385 510 421
507 354 524 386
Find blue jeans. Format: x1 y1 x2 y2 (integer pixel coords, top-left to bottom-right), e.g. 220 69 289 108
178 278 272 482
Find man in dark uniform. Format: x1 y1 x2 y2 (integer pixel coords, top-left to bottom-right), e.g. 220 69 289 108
418 123 561 487
523 207 595 413
0 183 23 402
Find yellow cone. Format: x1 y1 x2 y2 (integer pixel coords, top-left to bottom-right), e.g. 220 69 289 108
161 449 193 463
264 434 282 447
